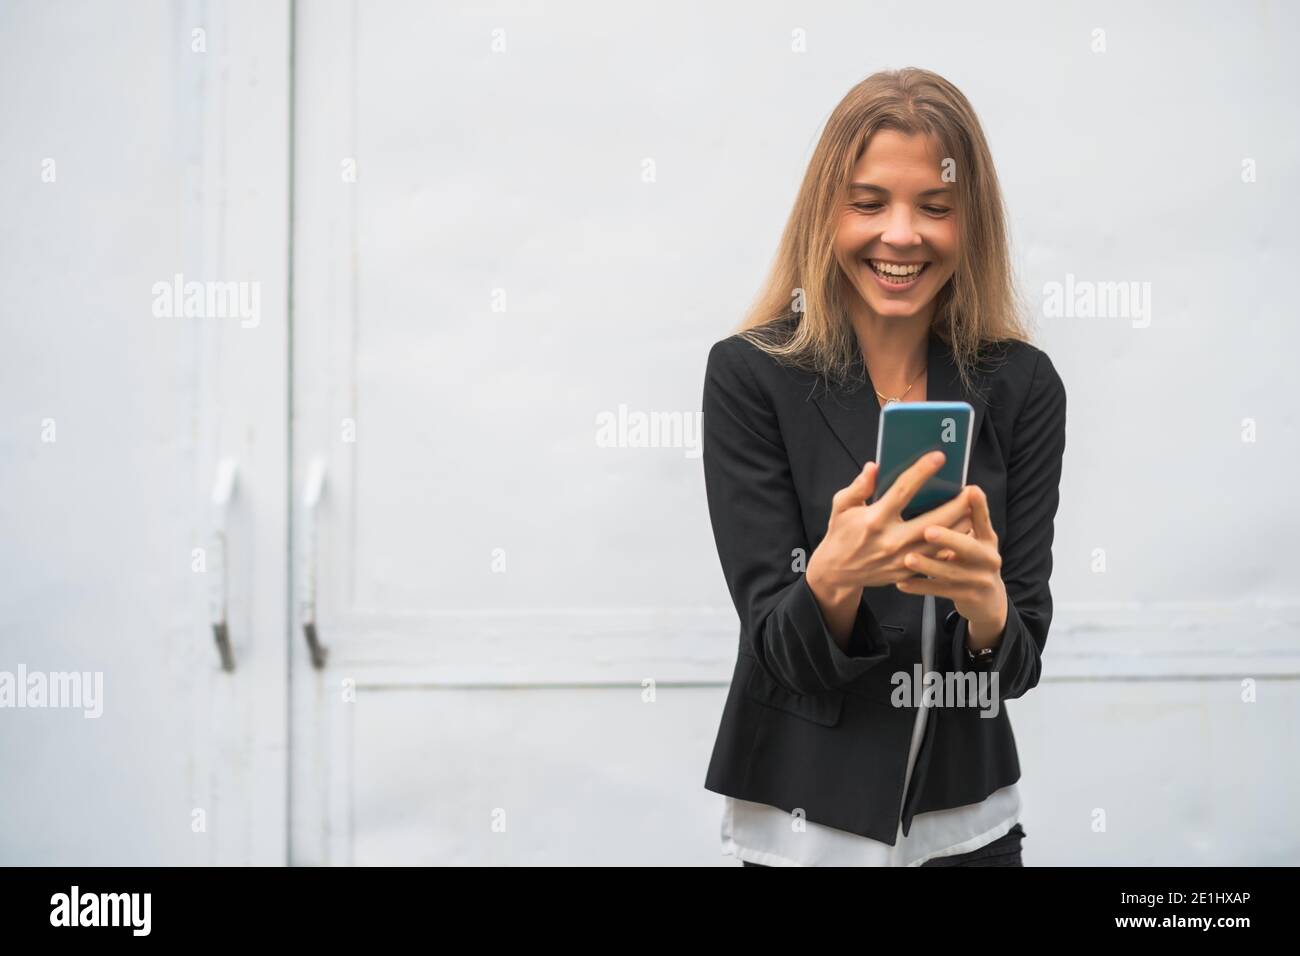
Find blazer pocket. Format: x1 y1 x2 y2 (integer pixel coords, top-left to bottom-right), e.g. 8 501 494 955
743 658 844 727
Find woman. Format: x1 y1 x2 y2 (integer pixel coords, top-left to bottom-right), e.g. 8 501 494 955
700 68 1067 866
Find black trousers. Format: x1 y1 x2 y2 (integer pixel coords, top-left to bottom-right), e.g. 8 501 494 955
741 822 1025 867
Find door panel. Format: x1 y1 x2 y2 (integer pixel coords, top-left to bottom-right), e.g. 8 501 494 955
289 0 732 865
0 0 290 864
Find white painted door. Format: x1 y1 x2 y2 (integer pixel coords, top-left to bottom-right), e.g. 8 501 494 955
286 0 1300 868
5 0 1296 869
288 0 732 865
0 1 290 864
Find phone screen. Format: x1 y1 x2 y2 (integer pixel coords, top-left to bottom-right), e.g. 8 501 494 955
872 401 973 520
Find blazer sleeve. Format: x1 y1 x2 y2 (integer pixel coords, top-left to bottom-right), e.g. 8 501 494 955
950 348 1067 699
702 336 890 697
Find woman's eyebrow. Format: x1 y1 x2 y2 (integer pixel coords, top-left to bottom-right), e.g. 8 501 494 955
848 183 953 197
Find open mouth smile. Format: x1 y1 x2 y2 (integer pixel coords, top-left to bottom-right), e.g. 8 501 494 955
864 259 930 290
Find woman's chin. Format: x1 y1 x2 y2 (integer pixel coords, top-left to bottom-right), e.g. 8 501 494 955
861 293 933 320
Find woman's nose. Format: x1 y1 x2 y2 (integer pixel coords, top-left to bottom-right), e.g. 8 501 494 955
880 206 923 247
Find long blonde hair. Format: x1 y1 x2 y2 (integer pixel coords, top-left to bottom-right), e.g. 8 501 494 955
736 67 1031 394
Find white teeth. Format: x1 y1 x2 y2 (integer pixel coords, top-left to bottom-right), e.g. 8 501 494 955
868 260 926 277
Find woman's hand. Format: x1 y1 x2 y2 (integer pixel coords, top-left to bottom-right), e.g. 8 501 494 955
807 450 974 595
894 483 1009 650
806 450 982 648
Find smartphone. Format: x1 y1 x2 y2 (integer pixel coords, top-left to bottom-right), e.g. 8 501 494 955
871 401 974 520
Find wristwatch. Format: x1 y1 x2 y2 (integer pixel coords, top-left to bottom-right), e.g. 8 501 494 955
965 640 996 672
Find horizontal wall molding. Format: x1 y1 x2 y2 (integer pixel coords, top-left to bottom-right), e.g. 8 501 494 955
320 601 1300 686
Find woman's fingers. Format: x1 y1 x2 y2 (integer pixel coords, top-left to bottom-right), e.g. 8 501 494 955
950 514 974 535
920 524 987 564
900 550 968 584
831 461 877 515
970 484 997 544
913 517 969 560
896 494 972 553
894 574 960 598
898 548 991 597
901 483 973 538
829 467 984 587
878 450 946 516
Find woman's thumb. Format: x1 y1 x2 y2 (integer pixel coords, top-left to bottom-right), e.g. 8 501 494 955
851 461 878 502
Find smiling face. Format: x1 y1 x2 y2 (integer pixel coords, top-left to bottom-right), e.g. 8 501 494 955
832 129 959 325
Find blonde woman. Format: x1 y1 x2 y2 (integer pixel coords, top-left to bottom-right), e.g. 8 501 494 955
701 68 1067 866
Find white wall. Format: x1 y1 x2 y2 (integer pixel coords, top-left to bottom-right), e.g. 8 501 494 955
2 0 1297 865
0 0 290 864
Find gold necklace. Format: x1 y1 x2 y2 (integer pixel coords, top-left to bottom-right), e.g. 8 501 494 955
874 363 927 407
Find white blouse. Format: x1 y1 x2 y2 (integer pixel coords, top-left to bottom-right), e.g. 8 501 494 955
720 594 1022 866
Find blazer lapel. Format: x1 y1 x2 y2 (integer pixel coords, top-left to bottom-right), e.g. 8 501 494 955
813 326 988 470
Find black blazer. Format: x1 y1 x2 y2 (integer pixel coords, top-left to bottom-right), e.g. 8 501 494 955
700 314 1067 844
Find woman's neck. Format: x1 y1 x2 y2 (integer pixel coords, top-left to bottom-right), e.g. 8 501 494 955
850 311 931 403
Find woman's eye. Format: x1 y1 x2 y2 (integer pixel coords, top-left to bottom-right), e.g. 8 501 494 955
852 202 951 215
